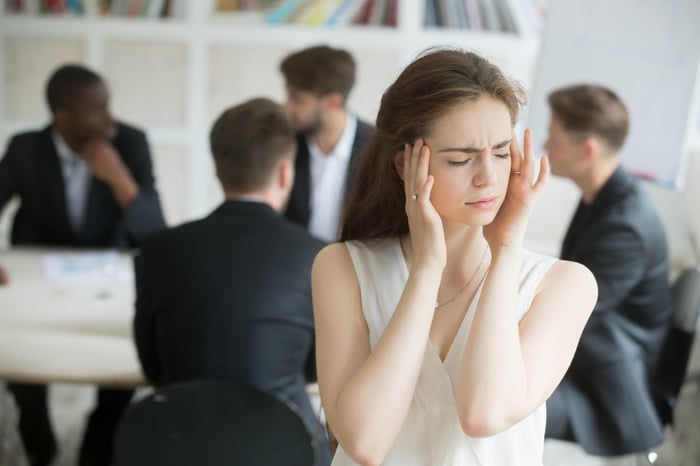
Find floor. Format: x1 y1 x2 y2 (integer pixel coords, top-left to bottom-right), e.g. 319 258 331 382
7 339 700 465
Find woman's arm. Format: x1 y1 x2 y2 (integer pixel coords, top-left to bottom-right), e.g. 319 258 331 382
455 254 596 436
313 243 441 465
314 140 451 464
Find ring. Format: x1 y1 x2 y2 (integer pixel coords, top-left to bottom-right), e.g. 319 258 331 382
411 194 418 200
511 171 521 175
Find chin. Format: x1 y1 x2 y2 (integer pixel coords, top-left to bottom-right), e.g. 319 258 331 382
450 212 497 227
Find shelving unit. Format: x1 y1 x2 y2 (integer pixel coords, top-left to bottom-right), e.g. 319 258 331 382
0 0 541 228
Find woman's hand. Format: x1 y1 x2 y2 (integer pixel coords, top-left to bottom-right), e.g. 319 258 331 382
403 139 446 271
483 129 549 249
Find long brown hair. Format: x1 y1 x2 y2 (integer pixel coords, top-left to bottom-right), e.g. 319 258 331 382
340 48 526 242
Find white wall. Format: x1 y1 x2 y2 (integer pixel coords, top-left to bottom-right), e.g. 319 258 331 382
0 6 698 272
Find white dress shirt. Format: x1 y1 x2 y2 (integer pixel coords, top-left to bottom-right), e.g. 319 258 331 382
307 113 357 242
52 130 91 233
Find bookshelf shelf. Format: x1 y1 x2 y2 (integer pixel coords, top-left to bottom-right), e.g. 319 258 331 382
0 0 542 226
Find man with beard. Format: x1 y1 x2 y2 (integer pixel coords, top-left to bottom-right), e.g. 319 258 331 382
279 45 372 242
0 64 166 465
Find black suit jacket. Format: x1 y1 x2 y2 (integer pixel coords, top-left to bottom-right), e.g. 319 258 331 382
0 123 165 249
133 200 326 445
284 118 372 229
555 167 672 455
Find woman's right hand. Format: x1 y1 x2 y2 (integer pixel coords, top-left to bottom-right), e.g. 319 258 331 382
403 139 446 271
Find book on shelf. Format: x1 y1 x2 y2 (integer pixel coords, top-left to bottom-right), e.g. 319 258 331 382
423 0 536 33
215 0 239 10
265 0 302 24
326 0 366 26
104 0 183 17
465 0 483 30
299 0 344 25
246 0 395 27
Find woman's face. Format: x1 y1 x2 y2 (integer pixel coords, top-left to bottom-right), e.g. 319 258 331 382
423 95 513 227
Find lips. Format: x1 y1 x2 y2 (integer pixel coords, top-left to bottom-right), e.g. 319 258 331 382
465 197 498 209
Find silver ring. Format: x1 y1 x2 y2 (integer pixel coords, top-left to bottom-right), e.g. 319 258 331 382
511 171 521 175
411 194 418 200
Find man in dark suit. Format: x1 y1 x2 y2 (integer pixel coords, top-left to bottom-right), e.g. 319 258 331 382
133 97 330 465
0 64 166 465
280 45 372 242
543 84 672 456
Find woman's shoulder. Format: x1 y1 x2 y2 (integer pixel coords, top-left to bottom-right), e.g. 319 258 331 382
323 238 397 258
314 242 352 270
536 256 597 302
519 249 558 283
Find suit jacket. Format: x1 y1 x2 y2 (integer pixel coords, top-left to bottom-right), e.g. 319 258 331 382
284 118 372 229
133 200 326 452
555 167 672 455
0 123 165 249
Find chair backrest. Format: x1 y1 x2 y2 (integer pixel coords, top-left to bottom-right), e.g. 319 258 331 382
113 380 316 466
671 267 700 332
653 266 700 425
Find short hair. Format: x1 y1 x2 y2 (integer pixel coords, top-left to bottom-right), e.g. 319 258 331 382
280 45 356 100
548 84 629 152
340 48 526 242
210 98 296 192
46 64 103 113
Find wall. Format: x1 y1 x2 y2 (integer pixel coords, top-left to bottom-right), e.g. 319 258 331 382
0 2 698 273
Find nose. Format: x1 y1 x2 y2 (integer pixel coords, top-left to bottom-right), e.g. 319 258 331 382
473 155 498 187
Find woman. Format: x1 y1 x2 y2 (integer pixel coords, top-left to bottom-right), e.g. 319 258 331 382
312 49 597 466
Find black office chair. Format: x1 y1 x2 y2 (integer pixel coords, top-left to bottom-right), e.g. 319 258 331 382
645 266 700 464
113 380 316 466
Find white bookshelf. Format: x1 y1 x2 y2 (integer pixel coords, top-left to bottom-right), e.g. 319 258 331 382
0 0 540 227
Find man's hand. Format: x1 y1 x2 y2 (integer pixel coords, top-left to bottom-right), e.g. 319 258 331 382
81 137 139 210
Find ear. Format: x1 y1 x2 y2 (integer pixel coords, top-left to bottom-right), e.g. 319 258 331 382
582 137 600 160
393 149 405 181
324 92 344 110
278 156 295 191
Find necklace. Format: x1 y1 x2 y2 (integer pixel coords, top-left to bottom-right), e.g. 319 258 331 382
435 246 489 309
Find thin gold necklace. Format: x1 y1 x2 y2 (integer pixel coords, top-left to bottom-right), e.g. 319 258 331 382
435 246 489 310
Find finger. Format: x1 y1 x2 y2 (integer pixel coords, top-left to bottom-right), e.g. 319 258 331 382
509 130 523 175
522 129 535 180
422 174 435 202
403 144 412 199
409 139 425 197
532 155 550 195
415 145 432 202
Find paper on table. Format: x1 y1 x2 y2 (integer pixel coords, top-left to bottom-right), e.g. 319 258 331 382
41 252 133 284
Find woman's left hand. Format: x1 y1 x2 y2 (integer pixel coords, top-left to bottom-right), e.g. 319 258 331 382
483 129 549 249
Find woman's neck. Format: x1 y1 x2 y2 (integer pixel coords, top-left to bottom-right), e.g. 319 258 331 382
401 223 488 278
442 223 488 281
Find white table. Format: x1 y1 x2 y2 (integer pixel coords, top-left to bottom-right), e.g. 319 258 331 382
0 248 144 387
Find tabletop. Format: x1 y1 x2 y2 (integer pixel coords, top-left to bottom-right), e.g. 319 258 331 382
0 248 144 386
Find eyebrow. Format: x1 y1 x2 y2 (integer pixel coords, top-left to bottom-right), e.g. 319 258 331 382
438 139 512 154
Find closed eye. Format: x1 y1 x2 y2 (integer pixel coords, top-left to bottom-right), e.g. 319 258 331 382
495 153 510 159
448 159 471 166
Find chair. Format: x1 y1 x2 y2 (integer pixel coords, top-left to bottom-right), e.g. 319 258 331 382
653 266 700 425
113 380 317 466
644 266 700 464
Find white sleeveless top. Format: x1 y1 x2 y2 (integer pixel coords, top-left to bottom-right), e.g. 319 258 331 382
332 238 556 466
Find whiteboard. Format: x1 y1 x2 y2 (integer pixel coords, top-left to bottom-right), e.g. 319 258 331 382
527 0 700 189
